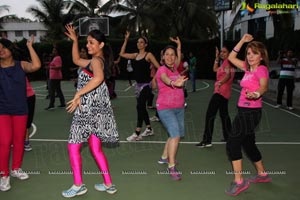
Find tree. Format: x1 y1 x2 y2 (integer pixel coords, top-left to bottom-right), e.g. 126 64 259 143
27 0 75 42
99 0 164 37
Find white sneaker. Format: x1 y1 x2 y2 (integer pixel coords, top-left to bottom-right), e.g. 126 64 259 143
0 176 11 191
11 169 29 180
287 106 294 110
150 116 160 122
140 128 154 137
126 133 142 141
274 104 281 108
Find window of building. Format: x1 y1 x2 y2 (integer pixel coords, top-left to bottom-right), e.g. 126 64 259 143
29 30 37 36
15 31 23 37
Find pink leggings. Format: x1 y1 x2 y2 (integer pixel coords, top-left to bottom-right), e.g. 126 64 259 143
0 115 27 177
68 134 112 185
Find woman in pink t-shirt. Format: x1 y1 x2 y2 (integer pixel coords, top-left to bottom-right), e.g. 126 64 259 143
156 38 188 181
196 46 235 148
225 34 271 196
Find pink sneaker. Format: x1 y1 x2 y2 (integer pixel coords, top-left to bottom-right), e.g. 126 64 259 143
225 180 250 196
168 166 181 181
247 174 272 183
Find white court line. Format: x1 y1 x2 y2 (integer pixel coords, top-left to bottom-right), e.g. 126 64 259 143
29 139 300 145
124 82 136 92
29 123 37 138
232 87 300 118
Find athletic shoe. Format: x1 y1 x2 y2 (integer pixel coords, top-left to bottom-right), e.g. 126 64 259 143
287 106 294 110
274 104 281 108
11 169 29 180
195 141 212 148
44 106 55 111
24 143 32 152
126 133 142 141
150 116 160 122
0 176 11 192
140 128 154 137
158 157 168 164
247 174 272 183
168 166 181 181
225 180 250 196
94 183 117 194
58 104 66 108
62 184 88 198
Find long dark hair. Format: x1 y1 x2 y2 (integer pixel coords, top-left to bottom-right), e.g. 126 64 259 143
88 30 113 79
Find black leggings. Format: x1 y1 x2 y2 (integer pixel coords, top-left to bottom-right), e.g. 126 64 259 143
202 93 231 143
136 86 151 128
226 107 262 162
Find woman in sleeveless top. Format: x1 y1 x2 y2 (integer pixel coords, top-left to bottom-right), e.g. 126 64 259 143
120 31 160 141
62 24 119 198
0 36 41 191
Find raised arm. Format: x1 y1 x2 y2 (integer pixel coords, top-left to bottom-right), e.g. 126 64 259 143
21 35 41 73
213 47 220 72
119 31 137 60
64 24 89 67
169 37 182 67
228 34 254 71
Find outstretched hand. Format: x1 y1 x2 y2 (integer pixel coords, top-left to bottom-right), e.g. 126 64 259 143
215 46 220 58
173 75 189 87
64 24 78 41
241 34 254 43
124 31 130 40
169 36 181 45
66 93 81 113
26 35 35 47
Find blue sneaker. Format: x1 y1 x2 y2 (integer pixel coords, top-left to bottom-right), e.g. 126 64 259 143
62 184 88 198
225 180 250 196
158 157 168 164
94 183 117 194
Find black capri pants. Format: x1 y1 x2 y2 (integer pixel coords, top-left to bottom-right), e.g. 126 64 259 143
226 107 262 162
27 94 36 128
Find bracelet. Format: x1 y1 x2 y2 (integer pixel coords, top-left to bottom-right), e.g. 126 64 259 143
253 91 261 98
232 49 239 53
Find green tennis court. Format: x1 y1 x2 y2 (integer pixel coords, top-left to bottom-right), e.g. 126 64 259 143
1 80 299 200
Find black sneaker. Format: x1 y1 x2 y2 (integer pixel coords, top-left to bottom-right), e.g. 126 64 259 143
195 141 212 148
45 106 55 110
58 104 66 108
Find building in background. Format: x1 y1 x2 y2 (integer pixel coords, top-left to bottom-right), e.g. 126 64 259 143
0 21 47 42
221 0 300 40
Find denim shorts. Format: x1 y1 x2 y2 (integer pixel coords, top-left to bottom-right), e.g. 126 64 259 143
157 108 185 138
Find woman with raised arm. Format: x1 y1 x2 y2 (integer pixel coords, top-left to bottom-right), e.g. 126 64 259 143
0 36 41 191
196 45 235 148
119 31 160 141
225 34 271 196
62 24 119 198
156 38 188 181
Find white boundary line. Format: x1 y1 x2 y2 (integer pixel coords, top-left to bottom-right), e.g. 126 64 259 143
29 123 37 138
29 139 300 145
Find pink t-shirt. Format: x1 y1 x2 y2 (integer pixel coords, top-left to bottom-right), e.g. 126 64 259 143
214 59 235 99
49 55 62 80
26 77 35 97
238 64 269 108
156 66 185 110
